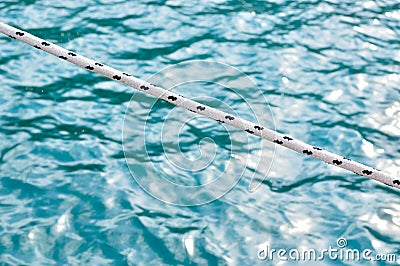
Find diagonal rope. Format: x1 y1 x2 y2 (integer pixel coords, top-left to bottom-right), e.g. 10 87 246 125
0 21 398 190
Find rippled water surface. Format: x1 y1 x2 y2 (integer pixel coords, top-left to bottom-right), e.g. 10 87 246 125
1 0 400 265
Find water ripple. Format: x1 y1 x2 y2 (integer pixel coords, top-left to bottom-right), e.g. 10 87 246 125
1 0 399 264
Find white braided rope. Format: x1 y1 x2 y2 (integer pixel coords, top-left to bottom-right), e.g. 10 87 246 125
1 22 398 190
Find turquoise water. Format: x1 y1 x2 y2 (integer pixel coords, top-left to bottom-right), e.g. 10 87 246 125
1 0 400 265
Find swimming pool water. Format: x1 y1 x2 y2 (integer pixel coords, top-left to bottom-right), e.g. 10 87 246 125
0 0 399 265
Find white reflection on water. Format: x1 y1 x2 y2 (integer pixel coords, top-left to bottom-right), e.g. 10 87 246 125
357 74 368 91
279 216 312 235
183 235 195 256
326 89 343 102
361 139 378 158
55 213 69 233
385 11 400 19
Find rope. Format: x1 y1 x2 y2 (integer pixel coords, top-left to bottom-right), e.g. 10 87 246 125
1 21 398 190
